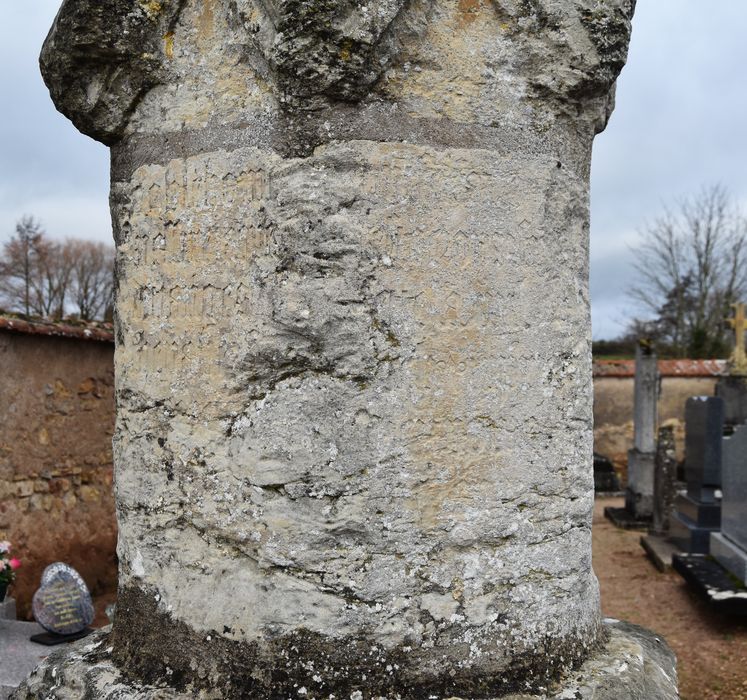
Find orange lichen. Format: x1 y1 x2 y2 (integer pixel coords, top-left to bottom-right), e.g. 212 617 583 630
163 31 174 59
457 0 481 25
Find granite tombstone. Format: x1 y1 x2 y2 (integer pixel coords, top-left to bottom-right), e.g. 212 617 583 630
711 424 747 582
31 563 94 637
670 397 724 553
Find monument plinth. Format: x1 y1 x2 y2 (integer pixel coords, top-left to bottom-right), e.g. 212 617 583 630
20 0 677 697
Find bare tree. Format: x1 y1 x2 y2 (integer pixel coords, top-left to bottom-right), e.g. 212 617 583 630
0 218 115 321
0 216 45 316
29 237 73 319
67 240 115 321
629 185 747 357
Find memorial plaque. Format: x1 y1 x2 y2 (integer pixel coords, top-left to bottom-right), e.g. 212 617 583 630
32 563 94 636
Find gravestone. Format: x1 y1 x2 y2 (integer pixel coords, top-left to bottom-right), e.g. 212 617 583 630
605 342 657 528
711 424 747 582
640 426 679 571
626 342 659 519
17 1 677 698
669 397 724 553
31 563 94 637
652 425 677 537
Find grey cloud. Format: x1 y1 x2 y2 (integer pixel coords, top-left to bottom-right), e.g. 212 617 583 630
2 2 747 334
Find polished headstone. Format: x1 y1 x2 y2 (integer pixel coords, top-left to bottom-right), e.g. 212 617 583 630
721 424 747 550
32 563 94 636
684 396 724 503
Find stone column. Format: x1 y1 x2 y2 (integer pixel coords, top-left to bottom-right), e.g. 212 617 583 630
652 426 676 537
625 342 659 519
25 1 677 698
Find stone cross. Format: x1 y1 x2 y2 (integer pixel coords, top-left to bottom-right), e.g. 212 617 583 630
20 1 677 698
728 302 747 375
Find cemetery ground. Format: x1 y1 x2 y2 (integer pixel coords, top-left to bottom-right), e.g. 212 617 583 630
594 496 747 700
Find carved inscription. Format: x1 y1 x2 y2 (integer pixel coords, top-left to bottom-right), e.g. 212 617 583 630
122 152 272 371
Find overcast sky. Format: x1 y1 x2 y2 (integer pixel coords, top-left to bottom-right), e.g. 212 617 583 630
2 2 746 339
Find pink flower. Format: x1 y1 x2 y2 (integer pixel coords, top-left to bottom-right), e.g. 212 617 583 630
9 558 20 571
0 560 6 571
0 541 10 554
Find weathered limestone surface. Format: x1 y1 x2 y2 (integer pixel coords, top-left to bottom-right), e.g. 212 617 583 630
30 0 676 698
11 620 678 700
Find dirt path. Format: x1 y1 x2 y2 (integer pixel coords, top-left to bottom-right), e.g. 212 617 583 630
594 497 747 700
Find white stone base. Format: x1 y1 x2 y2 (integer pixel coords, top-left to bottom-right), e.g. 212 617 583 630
11 620 677 700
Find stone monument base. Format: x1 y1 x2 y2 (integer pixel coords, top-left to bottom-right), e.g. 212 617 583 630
625 450 656 520
603 506 651 531
670 493 721 554
711 532 747 582
12 620 676 700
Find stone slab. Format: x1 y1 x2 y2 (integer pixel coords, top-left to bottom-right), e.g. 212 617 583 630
673 553 747 615
11 621 677 700
0 598 16 621
711 532 747 584
0 620 48 700
640 535 680 572
674 493 721 528
604 506 650 531
669 511 718 554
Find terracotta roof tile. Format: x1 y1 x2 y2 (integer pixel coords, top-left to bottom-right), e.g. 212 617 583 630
593 359 727 378
0 315 114 343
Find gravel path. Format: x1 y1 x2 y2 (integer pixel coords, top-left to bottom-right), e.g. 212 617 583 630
594 497 747 700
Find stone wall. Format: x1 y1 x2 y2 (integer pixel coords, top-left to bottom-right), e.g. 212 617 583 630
0 323 117 616
593 360 726 477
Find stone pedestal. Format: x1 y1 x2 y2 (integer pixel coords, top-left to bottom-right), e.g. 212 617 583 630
625 449 655 519
12 621 678 700
624 344 658 520
28 0 676 698
670 493 721 554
